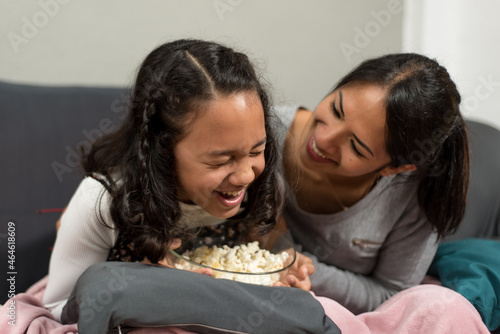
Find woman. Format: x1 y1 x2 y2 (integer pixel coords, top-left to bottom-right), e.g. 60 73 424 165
277 53 469 314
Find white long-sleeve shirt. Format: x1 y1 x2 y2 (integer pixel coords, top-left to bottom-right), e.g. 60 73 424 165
43 177 117 320
43 176 224 320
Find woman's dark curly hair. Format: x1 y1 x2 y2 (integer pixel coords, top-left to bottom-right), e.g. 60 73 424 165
80 39 282 263
333 53 469 239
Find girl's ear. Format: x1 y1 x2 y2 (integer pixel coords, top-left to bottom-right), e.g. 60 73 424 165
379 164 417 177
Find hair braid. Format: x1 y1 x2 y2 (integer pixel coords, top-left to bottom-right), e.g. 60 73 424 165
138 99 155 195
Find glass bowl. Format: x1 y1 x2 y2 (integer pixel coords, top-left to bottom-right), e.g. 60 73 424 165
167 232 296 286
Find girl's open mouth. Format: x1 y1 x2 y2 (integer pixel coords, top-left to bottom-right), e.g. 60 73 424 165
215 189 246 207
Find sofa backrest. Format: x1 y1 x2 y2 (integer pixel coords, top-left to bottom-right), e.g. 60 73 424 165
446 119 500 240
0 81 128 302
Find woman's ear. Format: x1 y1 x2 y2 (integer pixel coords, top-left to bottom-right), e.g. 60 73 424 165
379 164 417 177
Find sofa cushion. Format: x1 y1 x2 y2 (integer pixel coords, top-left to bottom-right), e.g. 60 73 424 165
445 120 500 240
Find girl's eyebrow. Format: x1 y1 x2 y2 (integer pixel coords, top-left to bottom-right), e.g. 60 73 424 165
207 137 267 157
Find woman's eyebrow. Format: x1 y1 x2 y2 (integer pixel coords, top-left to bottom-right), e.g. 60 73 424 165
353 133 374 157
338 90 345 118
207 137 266 157
339 89 374 157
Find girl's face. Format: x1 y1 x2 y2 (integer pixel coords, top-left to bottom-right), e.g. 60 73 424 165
175 91 266 219
300 83 392 178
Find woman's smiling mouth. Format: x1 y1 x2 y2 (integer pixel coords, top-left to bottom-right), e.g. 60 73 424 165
307 135 333 163
312 138 328 159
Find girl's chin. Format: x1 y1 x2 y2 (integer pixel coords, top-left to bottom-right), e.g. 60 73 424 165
209 206 241 219
189 191 246 218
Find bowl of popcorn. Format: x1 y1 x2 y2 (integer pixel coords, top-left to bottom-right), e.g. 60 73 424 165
167 233 296 286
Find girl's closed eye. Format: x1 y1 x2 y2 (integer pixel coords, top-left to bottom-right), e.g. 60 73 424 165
211 150 263 167
250 149 265 157
208 158 233 168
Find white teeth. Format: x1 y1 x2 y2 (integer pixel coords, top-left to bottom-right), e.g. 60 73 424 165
221 190 243 196
312 139 328 159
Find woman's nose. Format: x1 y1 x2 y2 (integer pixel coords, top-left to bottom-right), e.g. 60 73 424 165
228 160 255 186
316 125 343 155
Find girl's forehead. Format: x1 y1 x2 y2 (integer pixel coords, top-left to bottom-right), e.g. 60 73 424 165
177 92 266 154
184 92 263 127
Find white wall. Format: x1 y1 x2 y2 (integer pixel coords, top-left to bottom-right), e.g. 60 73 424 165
403 0 500 130
0 0 403 109
3 1 498 129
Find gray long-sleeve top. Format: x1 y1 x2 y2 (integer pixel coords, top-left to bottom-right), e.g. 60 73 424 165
275 105 438 314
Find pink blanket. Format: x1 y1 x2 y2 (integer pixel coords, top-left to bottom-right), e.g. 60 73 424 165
1 277 489 334
317 285 490 334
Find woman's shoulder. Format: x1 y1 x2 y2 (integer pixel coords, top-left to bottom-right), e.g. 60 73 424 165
273 105 310 128
273 105 312 143
292 107 312 132
369 174 422 218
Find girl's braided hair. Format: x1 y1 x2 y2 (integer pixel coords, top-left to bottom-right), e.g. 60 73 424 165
81 39 282 263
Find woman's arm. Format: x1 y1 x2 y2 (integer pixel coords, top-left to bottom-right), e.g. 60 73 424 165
43 177 117 307
307 202 438 314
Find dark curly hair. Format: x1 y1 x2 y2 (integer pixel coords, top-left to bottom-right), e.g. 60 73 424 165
80 39 282 263
333 53 469 238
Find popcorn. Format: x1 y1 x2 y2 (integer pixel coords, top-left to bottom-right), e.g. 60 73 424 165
175 241 290 286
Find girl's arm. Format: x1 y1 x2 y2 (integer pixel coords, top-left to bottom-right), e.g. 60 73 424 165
43 177 117 309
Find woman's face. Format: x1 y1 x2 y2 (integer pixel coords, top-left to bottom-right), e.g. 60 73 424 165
299 83 392 178
175 91 266 219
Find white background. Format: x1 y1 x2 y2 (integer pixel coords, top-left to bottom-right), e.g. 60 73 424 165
403 0 500 129
1 0 499 129
0 0 404 108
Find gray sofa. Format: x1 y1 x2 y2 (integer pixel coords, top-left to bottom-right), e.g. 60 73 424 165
1 80 499 306
1 81 126 301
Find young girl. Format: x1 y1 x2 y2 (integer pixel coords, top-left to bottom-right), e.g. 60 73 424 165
42 39 313 322
277 53 470 314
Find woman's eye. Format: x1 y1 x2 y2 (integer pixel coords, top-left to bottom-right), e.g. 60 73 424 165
350 140 365 158
331 101 342 119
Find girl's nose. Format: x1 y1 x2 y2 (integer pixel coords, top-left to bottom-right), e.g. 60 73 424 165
228 160 255 186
